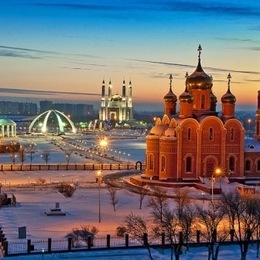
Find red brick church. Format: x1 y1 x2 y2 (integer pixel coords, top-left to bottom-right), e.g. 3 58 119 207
144 45 260 182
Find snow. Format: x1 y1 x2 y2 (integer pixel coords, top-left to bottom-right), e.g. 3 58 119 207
0 132 259 259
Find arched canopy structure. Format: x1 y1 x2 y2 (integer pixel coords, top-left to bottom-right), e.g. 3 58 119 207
29 109 76 134
0 118 16 137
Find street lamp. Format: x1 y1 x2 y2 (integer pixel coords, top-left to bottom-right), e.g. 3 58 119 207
211 168 222 209
99 137 108 157
97 170 102 223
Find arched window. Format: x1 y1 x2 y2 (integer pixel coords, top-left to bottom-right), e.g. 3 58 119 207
230 128 234 141
187 128 191 141
209 127 214 141
245 160 251 171
201 94 205 109
229 157 235 172
257 160 260 172
149 154 154 170
186 157 192 172
161 156 166 171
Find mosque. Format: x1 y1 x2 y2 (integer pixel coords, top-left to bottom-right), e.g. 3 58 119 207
143 45 260 183
99 79 133 126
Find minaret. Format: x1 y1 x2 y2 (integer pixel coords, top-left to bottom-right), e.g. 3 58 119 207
254 90 260 141
99 80 106 121
221 73 236 121
121 79 127 121
107 79 112 121
127 80 133 120
164 74 177 116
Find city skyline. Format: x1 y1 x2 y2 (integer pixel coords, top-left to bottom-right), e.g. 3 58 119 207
1 0 260 111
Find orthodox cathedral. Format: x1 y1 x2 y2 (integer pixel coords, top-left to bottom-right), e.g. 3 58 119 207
143 45 260 182
99 79 133 125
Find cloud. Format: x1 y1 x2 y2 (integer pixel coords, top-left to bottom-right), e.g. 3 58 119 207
31 1 260 19
0 88 99 97
133 59 260 75
0 45 98 61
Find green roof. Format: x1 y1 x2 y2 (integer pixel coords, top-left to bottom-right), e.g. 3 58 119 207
0 118 16 125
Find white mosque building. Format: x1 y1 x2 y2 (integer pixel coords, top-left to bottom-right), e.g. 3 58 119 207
99 79 134 124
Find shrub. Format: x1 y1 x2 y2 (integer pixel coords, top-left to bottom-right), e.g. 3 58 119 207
116 225 127 237
56 183 76 197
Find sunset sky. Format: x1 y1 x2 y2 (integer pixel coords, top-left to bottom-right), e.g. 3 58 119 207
1 0 260 111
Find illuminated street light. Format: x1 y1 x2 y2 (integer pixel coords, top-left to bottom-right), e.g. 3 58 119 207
248 118 252 132
211 168 222 209
97 170 102 223
99 137 108 157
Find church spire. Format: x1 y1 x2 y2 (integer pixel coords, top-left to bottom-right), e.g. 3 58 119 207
164 74 177 116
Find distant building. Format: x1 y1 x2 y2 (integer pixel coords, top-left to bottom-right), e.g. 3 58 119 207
39 101 94 120
99 79 133 124
142 45 260 182
0 101 37 115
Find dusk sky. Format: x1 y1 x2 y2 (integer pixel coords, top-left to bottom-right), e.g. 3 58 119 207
1 0 260 111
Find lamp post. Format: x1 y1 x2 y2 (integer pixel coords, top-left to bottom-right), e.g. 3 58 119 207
211 168 222 209
97 170 102 223
99 137 108 157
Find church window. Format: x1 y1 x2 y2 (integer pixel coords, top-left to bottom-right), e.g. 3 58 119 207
161 156 166 171
201 94 205 109
149 154 154 170
245 160 251 171
187 128 191 141
230 128 234 141
209 127 214 141
257 160 260 172
229 157 235 172
186 157 192 172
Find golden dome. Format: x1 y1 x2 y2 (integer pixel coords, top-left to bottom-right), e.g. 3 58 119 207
179 87 193 103
164 89 177 102
186 45 212 91
164 74 177 102
221 73 236 104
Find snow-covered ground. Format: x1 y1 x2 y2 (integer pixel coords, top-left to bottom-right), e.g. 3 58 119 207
0 132 258 259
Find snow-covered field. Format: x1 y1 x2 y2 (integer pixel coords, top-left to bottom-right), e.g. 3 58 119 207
0 132 259 259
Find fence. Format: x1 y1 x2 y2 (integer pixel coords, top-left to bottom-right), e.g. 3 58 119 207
0 162 144 172
0 229 254 258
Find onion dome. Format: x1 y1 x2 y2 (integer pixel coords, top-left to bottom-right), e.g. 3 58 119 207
164 74 177 102
149 124 168 136
221 73 236 104
179 73 194 103
179 88 193 103
186 45 213 90
164 127 176 137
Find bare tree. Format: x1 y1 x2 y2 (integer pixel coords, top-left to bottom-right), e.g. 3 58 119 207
135 185 150 210
147 186 168 223
196 202 228 260
41 151 50 165
221 191 260 260
107 184 119 212
24 143 36 164
66 225 99 248
124 212 153 260
149 188 195 260
8 141 18 164
18 146 26 165
64 149 73 165
173 188 194 247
